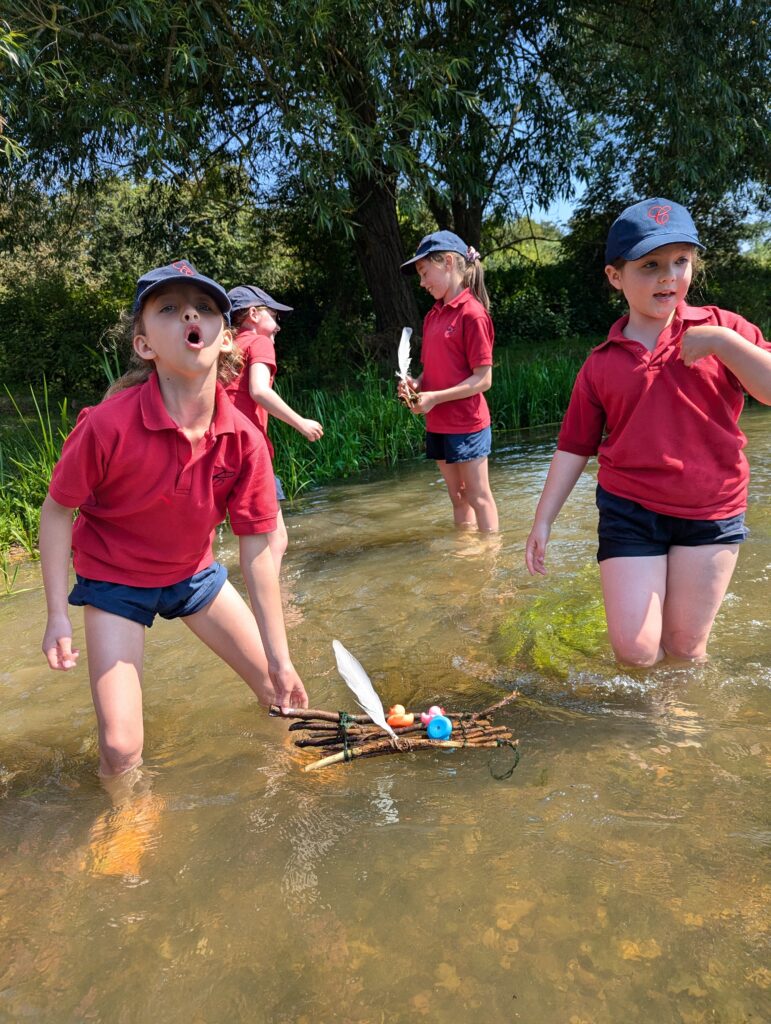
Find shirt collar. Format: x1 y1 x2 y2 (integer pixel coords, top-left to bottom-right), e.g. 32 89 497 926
139 372 235 436
236 325 260 342
431 287 472 313
600 302 713 349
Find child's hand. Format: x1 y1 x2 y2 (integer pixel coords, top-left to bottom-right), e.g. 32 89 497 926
299 418 324 441
270 663 309 710
680 326 727 366
412 390 438 414
397 379 419 406
42 615 80 670
525 522 551 576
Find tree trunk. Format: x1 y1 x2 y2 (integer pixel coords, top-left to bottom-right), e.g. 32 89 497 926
348 172 421 337
452 197 484 250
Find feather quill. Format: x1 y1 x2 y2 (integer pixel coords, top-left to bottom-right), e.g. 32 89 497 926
396 326 413 383
332 640 397 741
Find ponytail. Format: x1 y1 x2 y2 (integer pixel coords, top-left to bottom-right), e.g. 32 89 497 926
461 250 490 312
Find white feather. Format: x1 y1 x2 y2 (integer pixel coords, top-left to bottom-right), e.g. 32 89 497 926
332 640 397 740
396 326 413 382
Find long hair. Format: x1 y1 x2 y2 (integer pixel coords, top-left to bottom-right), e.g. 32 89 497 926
103 310 243 399
427 251 490 311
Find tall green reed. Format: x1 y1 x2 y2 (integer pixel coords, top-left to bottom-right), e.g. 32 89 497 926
0 382 71 561
271 365 425 497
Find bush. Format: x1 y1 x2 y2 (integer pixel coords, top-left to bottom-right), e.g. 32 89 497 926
0 275 122 403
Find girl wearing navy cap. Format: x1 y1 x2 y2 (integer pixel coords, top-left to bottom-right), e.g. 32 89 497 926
399 231 499 532
40 261 309 781
224 284 324 573
525 199 771 666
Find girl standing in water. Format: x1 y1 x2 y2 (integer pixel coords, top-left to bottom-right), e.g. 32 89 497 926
525 198 771 666
40 260 308 779
399 230 499 532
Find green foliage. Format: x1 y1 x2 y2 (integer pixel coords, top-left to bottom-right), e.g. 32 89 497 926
556 1 770 205
271 367 425 495
0 275 122 398
498 566 607 676
490 348 587 430
0 383 71 559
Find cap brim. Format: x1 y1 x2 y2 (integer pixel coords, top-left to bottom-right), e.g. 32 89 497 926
230 300 294 315
620 232 705 262
400 253 424 276
136 277 231 314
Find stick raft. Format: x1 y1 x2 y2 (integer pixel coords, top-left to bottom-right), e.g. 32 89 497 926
270 690 519 772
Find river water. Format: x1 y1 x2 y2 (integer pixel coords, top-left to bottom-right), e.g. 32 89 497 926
1 407 769 1023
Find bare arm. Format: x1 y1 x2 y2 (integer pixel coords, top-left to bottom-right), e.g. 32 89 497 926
681 326 771 404
249 363 323 440
411 365 492 415
525 451 590 576
238 533 308 708
39 494 80 669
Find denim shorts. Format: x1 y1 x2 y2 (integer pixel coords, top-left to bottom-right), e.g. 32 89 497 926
275 475 286 502
596 484 748 562
425 426 492 464
69 561 228 627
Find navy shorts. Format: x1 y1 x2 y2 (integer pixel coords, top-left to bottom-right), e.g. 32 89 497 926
275 475 286 502
69 561 228 627
425 426 492 464
596 485 748 562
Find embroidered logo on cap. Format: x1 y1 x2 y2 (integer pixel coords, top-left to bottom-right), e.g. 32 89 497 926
647 205 672 226
172 260 195 276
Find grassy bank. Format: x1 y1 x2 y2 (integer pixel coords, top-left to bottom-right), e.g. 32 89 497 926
0 343 589 572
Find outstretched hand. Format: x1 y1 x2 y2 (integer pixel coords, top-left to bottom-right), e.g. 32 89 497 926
270 664 309 710
299 418 324 441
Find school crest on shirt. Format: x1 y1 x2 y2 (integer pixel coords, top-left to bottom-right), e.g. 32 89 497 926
212 466 236 485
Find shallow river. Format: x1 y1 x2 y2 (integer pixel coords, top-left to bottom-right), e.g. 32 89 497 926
1 408 769 1023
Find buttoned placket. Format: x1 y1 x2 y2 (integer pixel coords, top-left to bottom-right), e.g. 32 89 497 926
173 427 216 494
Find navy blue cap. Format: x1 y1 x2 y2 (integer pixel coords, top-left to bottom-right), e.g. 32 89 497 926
133 260 230 315
605 198 704 264
400 230 471 275
227 285 294 315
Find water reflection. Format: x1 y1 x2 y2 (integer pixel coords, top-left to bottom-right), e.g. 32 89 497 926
0 407 768 1022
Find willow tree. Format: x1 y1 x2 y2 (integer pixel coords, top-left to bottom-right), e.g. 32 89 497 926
2 0 768 336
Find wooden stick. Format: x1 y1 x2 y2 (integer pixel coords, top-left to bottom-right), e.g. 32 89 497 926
303 736 516 772
269 706 373 724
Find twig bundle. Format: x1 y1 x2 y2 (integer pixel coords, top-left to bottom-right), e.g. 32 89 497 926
270 690 519 772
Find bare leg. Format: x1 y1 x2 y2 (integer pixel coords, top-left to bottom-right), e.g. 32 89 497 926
267 508 288 575
661 544 739 659
457 457 498 532
437 460 477 528
599 555 668 666
84 606 146 777
182 579 275 705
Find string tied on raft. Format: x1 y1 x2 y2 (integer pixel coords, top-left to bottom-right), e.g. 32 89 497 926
337 711 356 762
489 739 520 780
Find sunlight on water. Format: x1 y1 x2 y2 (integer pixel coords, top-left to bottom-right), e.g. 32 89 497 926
0 408 769 1022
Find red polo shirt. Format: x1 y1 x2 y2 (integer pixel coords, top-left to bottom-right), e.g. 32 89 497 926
224 327 277 458
420 288 494 433
49 373 278 587
557 303 770 518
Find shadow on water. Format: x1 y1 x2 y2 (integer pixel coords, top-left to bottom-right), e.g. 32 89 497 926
0 407 769 1022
